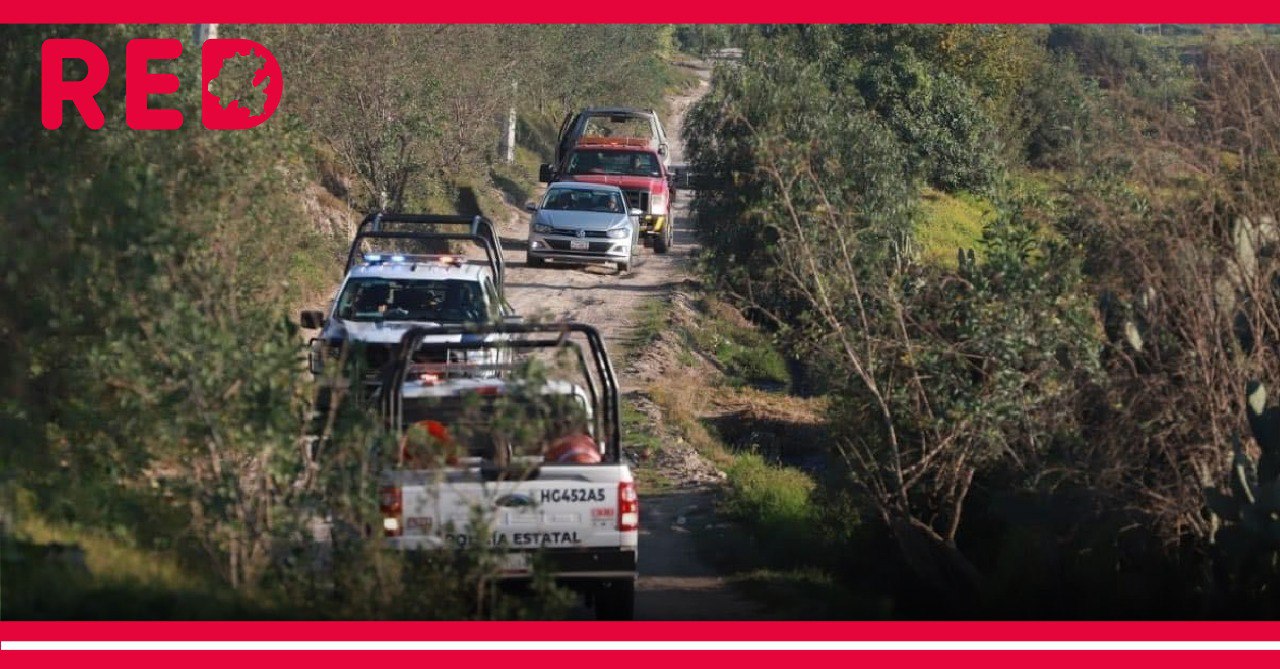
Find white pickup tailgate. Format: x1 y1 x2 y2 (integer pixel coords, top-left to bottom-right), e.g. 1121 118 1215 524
386 463 637 552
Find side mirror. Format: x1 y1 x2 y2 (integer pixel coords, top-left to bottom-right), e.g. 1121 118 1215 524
524 202 538 212
300 310 325 329
659 143 669 156
538 164 554 183
629 208 644 217
671 165 696 190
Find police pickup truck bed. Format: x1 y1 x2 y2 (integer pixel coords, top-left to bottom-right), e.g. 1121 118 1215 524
375 323 639 619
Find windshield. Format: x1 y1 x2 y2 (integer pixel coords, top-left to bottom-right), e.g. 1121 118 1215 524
565 149 661 178
335 278 488 323
541 187 626 213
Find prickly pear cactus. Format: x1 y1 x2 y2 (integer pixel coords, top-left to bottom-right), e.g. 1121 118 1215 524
1205 381 1280 591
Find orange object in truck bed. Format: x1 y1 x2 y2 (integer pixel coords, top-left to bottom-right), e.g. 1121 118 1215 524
545 432 604 464
575 135 655 149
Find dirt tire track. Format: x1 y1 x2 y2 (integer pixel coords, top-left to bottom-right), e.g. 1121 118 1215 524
493 62 769 620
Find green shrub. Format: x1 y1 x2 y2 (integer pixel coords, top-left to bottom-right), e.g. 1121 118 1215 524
723 454 821 566
854 45 1001 191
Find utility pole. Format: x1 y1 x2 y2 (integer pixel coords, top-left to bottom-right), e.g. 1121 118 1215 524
192 24 218 46
504 80 517 164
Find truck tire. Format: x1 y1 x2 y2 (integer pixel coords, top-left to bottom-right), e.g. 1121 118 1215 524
526 254 545 268
654 224 671 254
594 579 635 620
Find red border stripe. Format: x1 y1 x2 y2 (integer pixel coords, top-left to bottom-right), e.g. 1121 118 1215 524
2 1 1280 23
4 622 1280 641
6 10 1280 661
3 652 1280 669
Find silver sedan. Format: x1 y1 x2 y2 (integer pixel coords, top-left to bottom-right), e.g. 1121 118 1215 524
525 182 642 272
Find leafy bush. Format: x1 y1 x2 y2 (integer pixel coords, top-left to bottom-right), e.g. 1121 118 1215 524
686 29 1113 611
722 453 821 566
853 45 1000 191
684 43 915 324
1017 53 1109 168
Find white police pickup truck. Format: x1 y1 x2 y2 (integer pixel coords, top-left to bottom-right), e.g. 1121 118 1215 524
300 214 515 394
375 322 639 619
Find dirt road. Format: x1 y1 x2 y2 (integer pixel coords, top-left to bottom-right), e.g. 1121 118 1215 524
494 71 706 379
299 58 767 620
493 61 769 621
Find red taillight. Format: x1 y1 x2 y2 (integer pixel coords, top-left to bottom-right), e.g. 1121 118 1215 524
380 486 402 537
618 481 638 532
407 363 443 386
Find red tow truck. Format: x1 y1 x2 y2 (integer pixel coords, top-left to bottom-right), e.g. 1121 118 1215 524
540 136 676 254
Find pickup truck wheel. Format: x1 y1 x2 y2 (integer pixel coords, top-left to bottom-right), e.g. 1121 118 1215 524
653 227 670 254
526 254 545 268
594 579 635 620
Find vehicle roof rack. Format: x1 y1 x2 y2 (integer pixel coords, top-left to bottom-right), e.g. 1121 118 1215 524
580 107 655 116
347 213 505 290
357 213 494 237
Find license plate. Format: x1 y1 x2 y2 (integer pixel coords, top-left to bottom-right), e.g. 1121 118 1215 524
500 552 531 573
569 240 589 251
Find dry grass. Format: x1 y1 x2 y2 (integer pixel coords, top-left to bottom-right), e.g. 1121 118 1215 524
14 514 203 591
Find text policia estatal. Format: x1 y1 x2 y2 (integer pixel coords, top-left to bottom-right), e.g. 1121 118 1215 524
445 531 582 548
